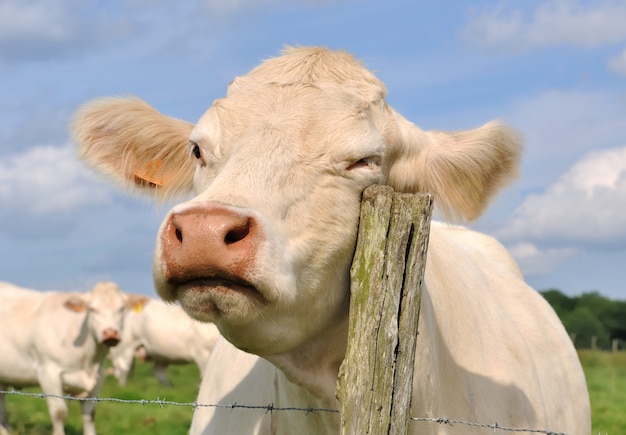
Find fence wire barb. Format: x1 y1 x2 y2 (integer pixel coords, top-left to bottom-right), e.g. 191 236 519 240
410 417 569 435
0 389 339 414
1 389 570 434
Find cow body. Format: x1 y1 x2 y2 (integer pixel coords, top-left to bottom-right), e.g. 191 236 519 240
72 47 591 434
0 281 138 435
109 297 220 385
189 223 587 434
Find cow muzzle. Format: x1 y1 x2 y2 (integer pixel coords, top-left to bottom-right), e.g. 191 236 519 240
157 203 262 300
101 327 121 347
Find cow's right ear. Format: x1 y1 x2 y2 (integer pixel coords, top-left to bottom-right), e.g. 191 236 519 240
71 97 196 200
64 296 89 313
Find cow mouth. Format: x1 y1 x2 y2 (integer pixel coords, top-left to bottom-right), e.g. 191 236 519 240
173 277 267 322
102 338 121 347
177 277 266 303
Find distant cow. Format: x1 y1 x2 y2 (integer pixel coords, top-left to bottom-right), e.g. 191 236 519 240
108 296 220 386
72 47 591 434
0 281 141 435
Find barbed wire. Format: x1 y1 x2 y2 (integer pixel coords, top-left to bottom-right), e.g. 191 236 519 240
0 389 337 414
0 389 571 434
410 417 569 435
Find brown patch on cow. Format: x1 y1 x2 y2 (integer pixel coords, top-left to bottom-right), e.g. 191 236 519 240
63 297 87 313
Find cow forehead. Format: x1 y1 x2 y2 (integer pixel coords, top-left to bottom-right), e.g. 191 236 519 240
192 83 386 163
226 46 387 101
90 282 124 310
190 47 389 158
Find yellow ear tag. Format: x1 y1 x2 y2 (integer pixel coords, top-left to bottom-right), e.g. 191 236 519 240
133 303 145 313
133 160 167 187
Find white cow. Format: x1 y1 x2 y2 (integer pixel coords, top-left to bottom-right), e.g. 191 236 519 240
108 296 220 386
0 281 141 435
72 46 591 434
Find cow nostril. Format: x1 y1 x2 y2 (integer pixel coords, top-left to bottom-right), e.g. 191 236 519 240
175 227 183 243
225 220 250 244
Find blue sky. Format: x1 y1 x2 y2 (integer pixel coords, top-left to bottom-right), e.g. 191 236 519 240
1 0 625 300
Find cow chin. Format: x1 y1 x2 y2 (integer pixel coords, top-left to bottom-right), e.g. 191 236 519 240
175 279 266 324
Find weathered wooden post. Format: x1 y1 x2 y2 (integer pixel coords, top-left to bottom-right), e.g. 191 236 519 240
337 185 432 435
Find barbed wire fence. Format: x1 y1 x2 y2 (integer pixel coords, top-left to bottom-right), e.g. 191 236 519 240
0 388 573 435
0 191 590 435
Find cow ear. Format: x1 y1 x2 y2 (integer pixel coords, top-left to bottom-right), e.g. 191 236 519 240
71 97 196 200
64 296 89 313
384 109 522 222
125 295 151 313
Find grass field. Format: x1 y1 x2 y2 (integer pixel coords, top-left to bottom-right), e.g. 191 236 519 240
578 350 626 434
4 362 200 434
3 351 625 434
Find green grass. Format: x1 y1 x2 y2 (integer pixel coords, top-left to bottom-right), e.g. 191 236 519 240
578 350 626 434
4 352 626 434
4 361 200 435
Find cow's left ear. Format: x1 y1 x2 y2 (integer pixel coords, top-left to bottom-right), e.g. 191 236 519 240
71 97 196 200
64 296 89 313
383 108 522 222
125 295 151 313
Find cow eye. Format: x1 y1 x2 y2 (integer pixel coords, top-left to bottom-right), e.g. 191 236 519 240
192 143 201 159
346 156 381 171
189 142 206 166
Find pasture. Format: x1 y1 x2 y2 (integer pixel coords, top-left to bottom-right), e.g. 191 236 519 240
579 350 626 434
3 351 624 434
4 362 198 435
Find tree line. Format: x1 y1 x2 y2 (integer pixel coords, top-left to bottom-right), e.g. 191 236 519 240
540 289 626 350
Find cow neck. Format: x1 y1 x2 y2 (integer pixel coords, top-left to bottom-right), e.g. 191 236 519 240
265 316 348 407
71 312 91 347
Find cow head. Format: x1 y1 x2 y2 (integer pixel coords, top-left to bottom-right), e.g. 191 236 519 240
72 47 521 398
64 281 144 347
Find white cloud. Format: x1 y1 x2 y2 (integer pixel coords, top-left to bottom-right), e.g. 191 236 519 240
463 0 626 51
502 89 626 191
0 145 112 238
506 242 577 275
608 48 626 76
495 146 626 246
0 0 83 41
0 0 134 62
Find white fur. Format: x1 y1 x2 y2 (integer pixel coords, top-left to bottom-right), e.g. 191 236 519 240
108 297 220 385
72 47 590 434
0 282 142 435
